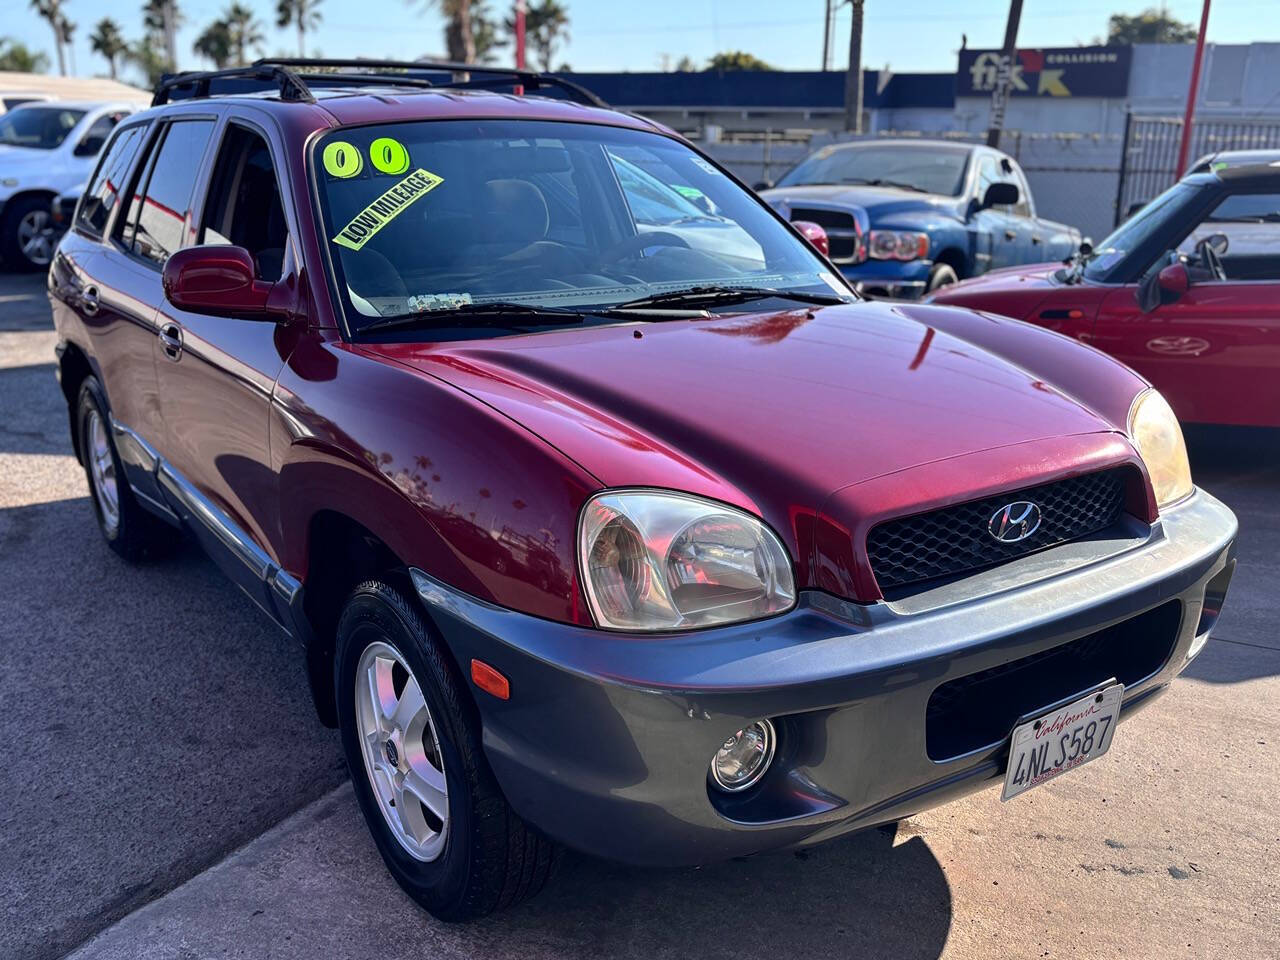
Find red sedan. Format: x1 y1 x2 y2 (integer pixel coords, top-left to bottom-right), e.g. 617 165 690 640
929 153 1280 428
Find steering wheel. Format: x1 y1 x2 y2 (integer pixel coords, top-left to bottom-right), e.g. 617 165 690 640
1195 236 1228 281
596 230 690 265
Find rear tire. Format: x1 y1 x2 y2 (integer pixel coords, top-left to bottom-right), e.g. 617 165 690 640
75 378 177 562
925 262 959 293
335 579 561 921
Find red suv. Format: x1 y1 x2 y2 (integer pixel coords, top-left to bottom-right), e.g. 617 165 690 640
50 60 1237 920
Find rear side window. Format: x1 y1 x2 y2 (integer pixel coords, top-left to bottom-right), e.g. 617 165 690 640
76 123 148 238
120 119 215 265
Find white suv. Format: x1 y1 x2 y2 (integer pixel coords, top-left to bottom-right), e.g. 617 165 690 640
0 101 137 269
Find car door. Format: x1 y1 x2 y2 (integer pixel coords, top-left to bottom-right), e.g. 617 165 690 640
1090 187 1280 426
971 153 1019 271
151 113 298 607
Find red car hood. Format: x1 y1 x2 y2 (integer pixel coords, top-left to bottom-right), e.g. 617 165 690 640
362 301 1139 595
928 261 1063 316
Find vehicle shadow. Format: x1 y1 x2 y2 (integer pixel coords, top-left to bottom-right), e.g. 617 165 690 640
485 826 953 960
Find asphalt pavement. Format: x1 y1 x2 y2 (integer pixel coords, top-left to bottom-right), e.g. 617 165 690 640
1 271 1276 960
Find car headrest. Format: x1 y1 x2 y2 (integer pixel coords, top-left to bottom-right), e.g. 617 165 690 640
481 179 549 245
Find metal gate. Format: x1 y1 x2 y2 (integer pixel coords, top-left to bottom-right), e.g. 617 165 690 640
1116 115 1280 225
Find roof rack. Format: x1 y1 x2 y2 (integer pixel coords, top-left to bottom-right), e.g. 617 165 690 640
152 58 608 109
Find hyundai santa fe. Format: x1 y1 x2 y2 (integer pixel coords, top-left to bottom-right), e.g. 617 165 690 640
49 59 1237 921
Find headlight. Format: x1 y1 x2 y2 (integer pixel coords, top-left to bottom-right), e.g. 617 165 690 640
578 490 796 631
1128 389 1193 508
868 229 929 261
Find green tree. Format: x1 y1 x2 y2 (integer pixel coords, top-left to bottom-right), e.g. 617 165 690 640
705 50 776 71
674 55 697 72
0 37 50 73
525 0 569 72
29 0 67 75
1101 8 1197 44
224 2 266 66
193 19 234 68
89 18 128 79
276 0 323 57
142 0 182 71
409 0 476 63
471 2 504 64
129 37 170 86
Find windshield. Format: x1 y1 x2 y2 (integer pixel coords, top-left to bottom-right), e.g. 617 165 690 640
313 120 850 329
0 106 86 150
776 144 969 196
1083 182 1199 281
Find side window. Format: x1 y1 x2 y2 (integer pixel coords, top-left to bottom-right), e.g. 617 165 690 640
120 119 215 265
975 156 1000 203
76 123 147 238
1178 191 1280 280
1009 164 1033 217
74 112 127 157
199 125 288 281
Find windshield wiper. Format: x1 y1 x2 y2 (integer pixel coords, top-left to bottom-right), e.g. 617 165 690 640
359 300 591 334
615 285 851 311
836 177 928 193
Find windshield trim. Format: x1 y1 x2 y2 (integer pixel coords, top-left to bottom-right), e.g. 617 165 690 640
306 116 857 342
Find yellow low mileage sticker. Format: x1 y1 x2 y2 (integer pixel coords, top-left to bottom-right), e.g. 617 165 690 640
332 167 444 252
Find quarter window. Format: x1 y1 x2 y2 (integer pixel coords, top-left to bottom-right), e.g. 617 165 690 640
76 123 148 238
120 119 215 265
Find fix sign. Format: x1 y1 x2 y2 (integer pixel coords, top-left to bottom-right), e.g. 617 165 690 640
958 45 1133 99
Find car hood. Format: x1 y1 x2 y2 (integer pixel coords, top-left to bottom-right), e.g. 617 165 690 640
362 301 1134 595
762 183 962 223
928 261 1066 316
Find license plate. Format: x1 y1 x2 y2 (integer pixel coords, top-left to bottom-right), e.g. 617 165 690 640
1001 682 1124 801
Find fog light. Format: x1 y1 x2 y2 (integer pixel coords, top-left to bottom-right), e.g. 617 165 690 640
709 719 776 792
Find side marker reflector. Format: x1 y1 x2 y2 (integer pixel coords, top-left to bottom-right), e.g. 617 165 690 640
471 659 510 700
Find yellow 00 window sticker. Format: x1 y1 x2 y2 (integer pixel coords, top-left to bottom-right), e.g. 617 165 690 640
331 167 444 252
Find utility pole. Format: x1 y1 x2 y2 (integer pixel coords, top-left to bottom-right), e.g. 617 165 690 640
843 0 864 132
514 0 527 70
985 0 1024 148
821 0 833 71
1174 0 1211 179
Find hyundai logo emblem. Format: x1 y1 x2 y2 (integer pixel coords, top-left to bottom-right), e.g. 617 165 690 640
988 501 1042 543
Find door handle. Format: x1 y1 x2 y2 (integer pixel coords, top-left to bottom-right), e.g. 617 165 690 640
80 285 100 317
1004 229 1017 241
158 320 184 360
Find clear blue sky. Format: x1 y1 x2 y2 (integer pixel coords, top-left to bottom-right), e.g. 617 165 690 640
9 0 1280 84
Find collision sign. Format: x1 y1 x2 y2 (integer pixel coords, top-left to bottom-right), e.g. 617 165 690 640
959 45 1133 98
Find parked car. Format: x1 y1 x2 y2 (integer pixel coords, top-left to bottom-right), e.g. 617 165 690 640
50 59 1236 921
0 100 136 269
929 151 1280 428
758 139 1080 298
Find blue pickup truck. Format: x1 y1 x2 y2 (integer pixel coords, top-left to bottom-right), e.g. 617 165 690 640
759 139 1080 298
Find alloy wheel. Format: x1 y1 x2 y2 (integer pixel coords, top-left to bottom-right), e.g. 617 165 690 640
17 209 53 267
86 409 120 536
355 640 450 861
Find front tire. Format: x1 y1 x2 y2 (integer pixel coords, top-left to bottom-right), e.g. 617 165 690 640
75 378 177 562
1 194 55 271
336 579 561 921
925 262 959 293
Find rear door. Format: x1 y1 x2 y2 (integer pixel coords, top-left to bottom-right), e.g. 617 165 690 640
152 113 298 598
1090 188 1280 427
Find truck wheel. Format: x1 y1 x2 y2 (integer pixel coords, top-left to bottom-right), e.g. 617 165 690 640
926 263 959 293
1 194 56 271
75 378 177 562
336 579 561 921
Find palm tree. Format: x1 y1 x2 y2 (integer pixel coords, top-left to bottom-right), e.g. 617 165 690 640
193 19 233 69
58 15 76 74
471 1 503 64
525 0 569 72
142 0 182 72
89 18 128 79
410 0 475 64
0 37 50 73
29 0 67 76
276 0 323 57
224 3 266 66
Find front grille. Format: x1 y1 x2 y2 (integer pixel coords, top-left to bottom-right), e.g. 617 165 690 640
788 207 861 262
867 469 1129 592
925 600 1181 759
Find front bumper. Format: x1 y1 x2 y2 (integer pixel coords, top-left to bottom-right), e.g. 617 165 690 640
413 490 1236 867
839 258 932 299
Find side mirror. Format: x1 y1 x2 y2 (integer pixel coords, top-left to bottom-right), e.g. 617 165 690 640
753 179 774 191
1078 238 1093 257
1137 254 1188 313
162 245 284 319
980 181 1019 209
791 219 829 257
